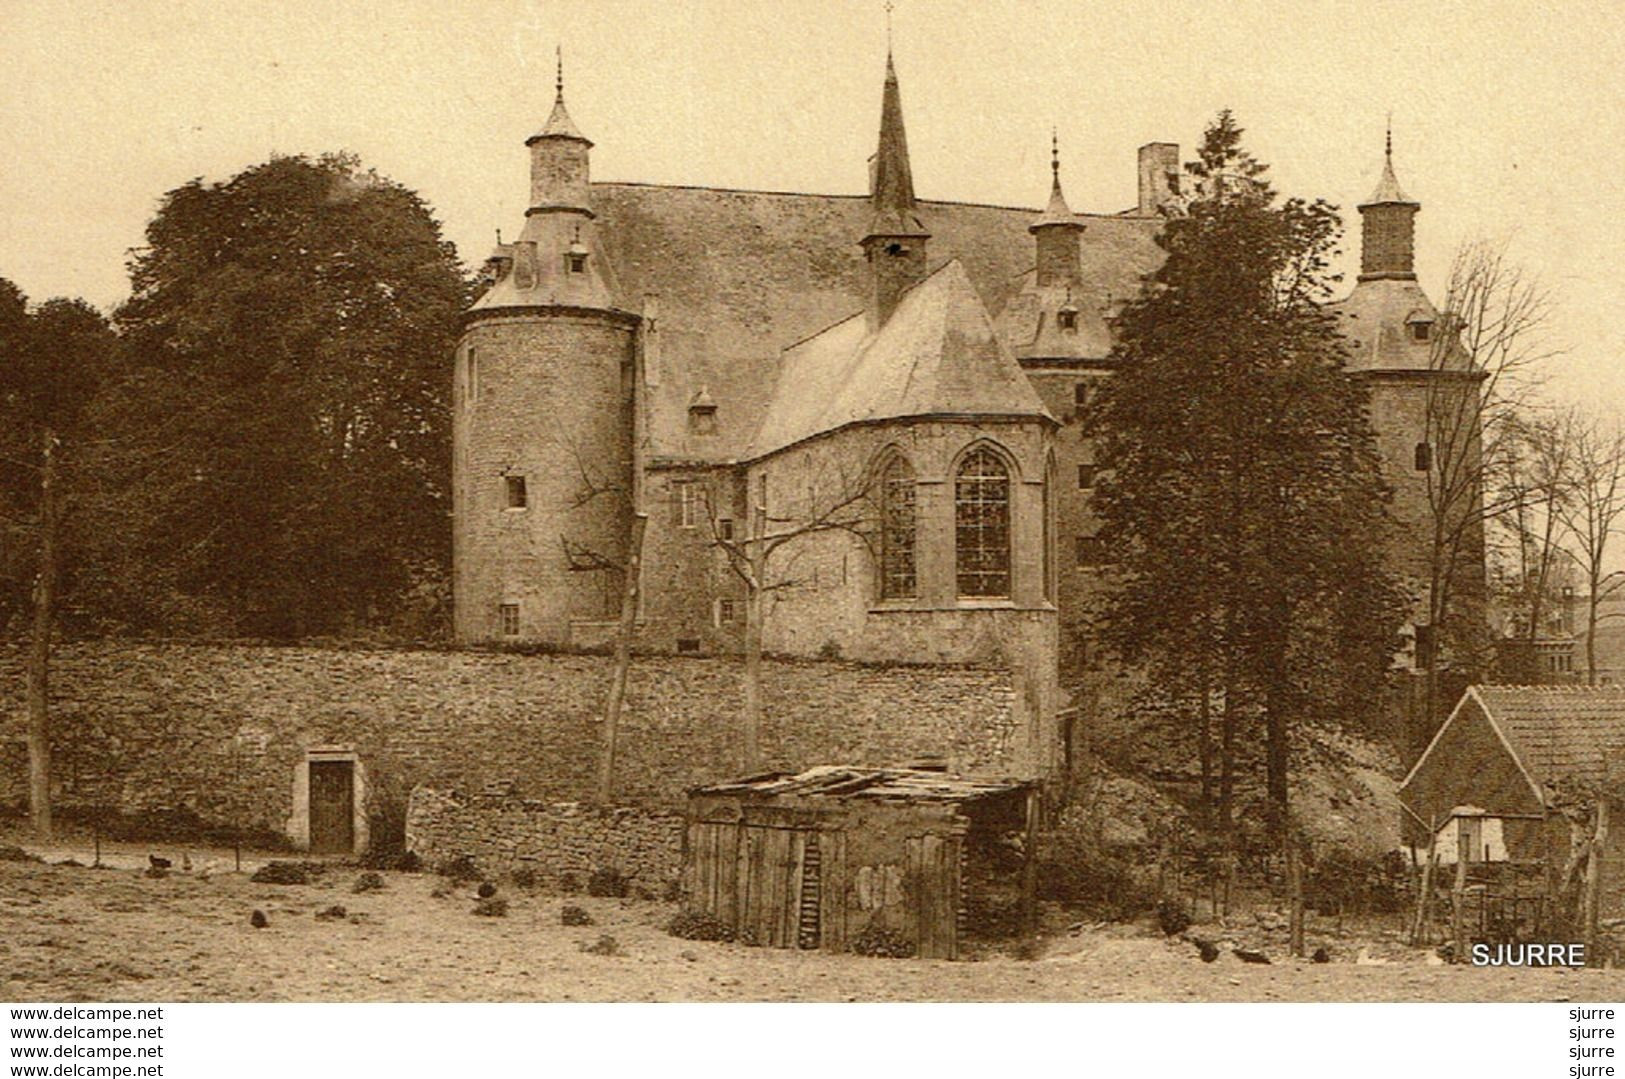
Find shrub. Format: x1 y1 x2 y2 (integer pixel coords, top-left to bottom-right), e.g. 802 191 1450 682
1304 848 1409 916
315 904 348 922
1156 897 1191 936
851 924 915 959
436 854 480 882
586 867 629 898
581 933 621 956
511 866 538 890
250 861 310 885
0 846 42 863
472 897 509 917
667 910 735 942
352 871 385 894
361 847 421 872
561 904 594 927
558 872 581 895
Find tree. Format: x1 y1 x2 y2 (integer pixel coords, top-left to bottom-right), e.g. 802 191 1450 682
705 460 878 772
1491 408 1576 668
1555 413 1625 684
0 281 120 839
1088 111 1407 842
1417 241 1556 721
110 153 468 638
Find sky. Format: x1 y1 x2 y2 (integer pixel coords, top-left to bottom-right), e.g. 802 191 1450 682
3 0 1623 406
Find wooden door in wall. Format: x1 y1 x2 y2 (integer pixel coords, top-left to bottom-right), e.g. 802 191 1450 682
308 760 355 854
906 833 961 960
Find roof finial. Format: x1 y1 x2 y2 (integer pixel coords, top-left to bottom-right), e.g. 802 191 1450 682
885 0 895 57
1385 112 1393 161
555 44 565 104
1051 127 1060 182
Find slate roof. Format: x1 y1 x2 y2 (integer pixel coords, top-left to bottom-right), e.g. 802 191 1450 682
1473 685 1625 788
1361 152 1415 207
587 182 1164 462
747 259 1051 458
1328 277 1449 374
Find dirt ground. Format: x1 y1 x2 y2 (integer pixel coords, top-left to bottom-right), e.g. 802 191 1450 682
2 840 1621 1003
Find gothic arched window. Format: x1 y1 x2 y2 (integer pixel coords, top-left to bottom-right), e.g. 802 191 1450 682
955 446 1012 598
879 456 917 600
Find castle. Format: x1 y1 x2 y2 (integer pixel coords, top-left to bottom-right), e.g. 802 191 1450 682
451 50 1466 776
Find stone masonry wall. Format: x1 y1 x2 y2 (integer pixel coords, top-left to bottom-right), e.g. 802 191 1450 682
404 786 683 895
0 641 1018 849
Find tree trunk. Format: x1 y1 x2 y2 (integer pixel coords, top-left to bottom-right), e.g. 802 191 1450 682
27 427 60 843
742 582 763 773
1583 799 1610 953
1196 677 1214 831
597 513 647 803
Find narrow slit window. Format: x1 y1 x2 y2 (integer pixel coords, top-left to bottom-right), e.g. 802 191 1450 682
505 474 528 509
499 603 520 637
879 457 917 600
1414 442 1432 472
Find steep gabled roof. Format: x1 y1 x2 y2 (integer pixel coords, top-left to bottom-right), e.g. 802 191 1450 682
747 259 1051 459
586 183 1163 461
1328 277 1454 374
1475 684 1625 788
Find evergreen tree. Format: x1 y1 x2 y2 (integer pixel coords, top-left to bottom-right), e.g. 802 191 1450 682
1088 112 1407 840
109 154 468 638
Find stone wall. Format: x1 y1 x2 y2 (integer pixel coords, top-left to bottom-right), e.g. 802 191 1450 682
404 785 683 895
0 641 1019 850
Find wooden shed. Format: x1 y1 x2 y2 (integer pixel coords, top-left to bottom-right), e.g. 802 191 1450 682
683 766 1037 960
1398 685 1625 918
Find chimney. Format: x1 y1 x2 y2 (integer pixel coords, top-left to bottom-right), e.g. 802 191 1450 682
1137 143 1180 215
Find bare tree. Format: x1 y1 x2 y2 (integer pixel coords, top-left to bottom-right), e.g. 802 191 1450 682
1492 408 1576 666
1556 413 1625 685
1419 240 1559 730
704 461 878 772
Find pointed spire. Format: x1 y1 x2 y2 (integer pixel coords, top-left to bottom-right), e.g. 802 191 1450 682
865 48 927 239
1033 128 1081 228
531 45 590 145
1362 121 1414 206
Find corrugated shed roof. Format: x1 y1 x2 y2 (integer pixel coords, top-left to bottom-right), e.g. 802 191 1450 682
587 182 1163 461
1474 684 1625 787
747 259 1050 458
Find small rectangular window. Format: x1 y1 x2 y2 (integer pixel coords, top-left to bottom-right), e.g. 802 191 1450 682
567 253 587 274
505 474 528 509
676 637 701 654
1411 322 1431 342
1074 383 1090 407
717 517 734 541
717 598 737 625
499 603 520 637
1077 464 1096 489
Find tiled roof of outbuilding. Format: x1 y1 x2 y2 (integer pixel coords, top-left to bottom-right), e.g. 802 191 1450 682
1473 685 1625 788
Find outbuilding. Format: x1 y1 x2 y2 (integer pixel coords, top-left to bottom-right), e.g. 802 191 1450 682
1398 685 1625 918
683 766 1037 960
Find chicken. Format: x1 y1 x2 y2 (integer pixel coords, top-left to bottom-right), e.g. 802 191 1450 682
477 881 498 899
250 909 268 929
1193 938 1220 963
148 855 172 870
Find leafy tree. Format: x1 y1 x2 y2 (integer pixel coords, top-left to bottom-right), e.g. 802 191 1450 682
1087 112 1407 841
109 153 468 637
0 280 120 838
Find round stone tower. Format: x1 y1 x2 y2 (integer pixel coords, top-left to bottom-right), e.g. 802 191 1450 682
453 60 637 644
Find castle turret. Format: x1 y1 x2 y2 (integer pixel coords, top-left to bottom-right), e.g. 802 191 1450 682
1029 132 1085 287
1357 130 1421 282
453 52 637 645
861 53 930 330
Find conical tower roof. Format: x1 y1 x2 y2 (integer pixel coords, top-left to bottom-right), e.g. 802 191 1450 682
1031 131 1084 232
527 48 592 146
1360 130 1415 206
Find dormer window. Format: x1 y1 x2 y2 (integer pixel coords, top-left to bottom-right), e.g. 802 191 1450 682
688 387 718 436
1058 305 1079 332
886 242 907 257
567 227 589 274
1411 321 1431 342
